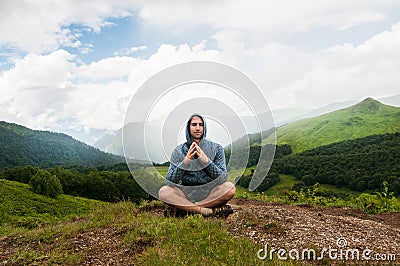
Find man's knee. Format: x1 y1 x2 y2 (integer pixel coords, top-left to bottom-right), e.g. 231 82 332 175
221 182 236 197
226 182 236 197
158 185 172 201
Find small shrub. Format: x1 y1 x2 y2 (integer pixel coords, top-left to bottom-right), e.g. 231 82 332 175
284 190 299 202
29 170 63 198
356 181 399 214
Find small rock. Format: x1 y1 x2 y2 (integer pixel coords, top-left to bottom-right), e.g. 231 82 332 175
285 217 294 223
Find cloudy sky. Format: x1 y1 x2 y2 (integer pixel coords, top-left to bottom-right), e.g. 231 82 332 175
1 1 400 144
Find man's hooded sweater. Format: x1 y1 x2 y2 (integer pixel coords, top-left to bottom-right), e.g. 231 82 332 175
165 114 227 186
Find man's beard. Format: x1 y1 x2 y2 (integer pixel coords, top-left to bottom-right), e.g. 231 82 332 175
191 133 202 140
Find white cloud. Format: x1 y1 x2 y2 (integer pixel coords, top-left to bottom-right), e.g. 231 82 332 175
139 0 398 34
0 1 136 53
79 43 94 55
267 22 400 109
77 56 140 81
0 50 75 89
114 46 148 56
0 50 76 127
201 20 400 110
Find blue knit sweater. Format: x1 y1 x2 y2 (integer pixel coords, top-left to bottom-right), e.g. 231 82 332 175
165 114 227 186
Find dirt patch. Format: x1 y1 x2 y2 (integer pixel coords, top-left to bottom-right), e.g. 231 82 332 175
225 199 400 263
142 199 400 263
69 226 145 265
0 225 149 265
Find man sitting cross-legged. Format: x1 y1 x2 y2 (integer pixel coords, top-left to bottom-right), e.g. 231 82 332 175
158 114 235 217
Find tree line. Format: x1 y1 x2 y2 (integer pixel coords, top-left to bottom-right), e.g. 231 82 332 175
0 164 150 202
232 145 292 192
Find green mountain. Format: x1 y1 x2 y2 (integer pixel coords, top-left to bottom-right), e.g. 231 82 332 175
263 98 400 153
0 121 125 169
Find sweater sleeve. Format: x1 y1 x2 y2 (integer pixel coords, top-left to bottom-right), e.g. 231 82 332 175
205 144 227 181
165 146 186 183
165 161 186 183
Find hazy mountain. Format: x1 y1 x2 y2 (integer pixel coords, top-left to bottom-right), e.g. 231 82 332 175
56 127 114 146
95 122 175 163
292 100 357 121
263 98 400 153
0 121 125 169
270 108 309 126
246 101 357 131
267 100 358 126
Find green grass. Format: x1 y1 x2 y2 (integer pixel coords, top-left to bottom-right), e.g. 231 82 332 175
262 175 297 196
228 167 255 183
317 183 361 196
0 179 105 237
127 213 263 265
153 166 168 177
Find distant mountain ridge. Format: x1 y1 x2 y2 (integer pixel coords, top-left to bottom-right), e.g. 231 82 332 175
378 93 400 107
0 121 125 169
30 93 396 149
95 96 400 159
263 98 400 153
270 93 399 127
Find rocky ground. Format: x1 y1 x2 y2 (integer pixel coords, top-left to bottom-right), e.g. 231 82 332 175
226 199 400 264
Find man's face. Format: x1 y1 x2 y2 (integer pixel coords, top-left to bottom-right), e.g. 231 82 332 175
189 116 204 140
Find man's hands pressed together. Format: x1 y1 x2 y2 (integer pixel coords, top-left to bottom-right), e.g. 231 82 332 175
160 114 235 217
183 142 209 165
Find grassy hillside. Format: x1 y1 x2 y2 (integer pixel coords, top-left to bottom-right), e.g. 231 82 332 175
263 98 400 153
0 179 103 236
0 121 125 169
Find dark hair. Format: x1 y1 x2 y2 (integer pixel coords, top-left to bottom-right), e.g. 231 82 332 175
189 115 203 124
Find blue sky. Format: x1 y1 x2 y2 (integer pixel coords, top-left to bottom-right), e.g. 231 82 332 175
0 1 400 144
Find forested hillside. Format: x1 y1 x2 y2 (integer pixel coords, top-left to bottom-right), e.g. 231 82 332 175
274 132 400 194
0 121 125 169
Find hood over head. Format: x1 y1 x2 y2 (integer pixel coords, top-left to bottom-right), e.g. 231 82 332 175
185 113 207 145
